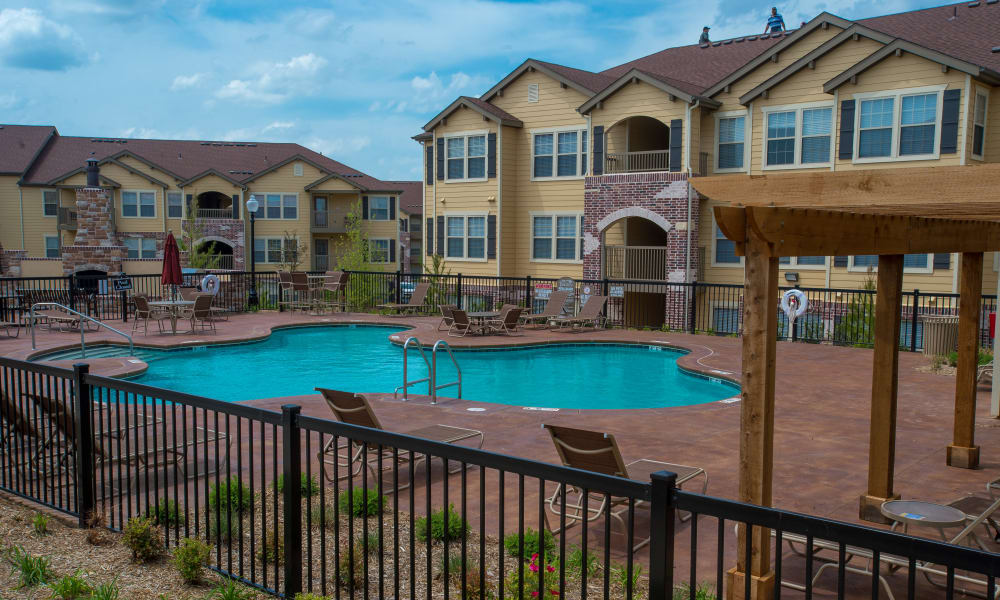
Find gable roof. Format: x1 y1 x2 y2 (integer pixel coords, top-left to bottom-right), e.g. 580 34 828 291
304 172 367 192
423 96 523 131
384 181 422 215
480 59 613 102
579 69 720 115
0 125 56 175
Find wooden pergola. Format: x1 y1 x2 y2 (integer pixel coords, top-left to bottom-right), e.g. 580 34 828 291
691 165 1000 599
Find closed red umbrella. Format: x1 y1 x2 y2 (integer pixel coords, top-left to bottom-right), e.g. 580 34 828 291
161 232 182 298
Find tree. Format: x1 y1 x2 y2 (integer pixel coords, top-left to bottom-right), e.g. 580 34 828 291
833 265 877 347
277 231 308 272
178 196 223 270
335 199 383 310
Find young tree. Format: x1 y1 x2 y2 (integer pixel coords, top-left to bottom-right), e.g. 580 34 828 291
178 196 222 269
336 199 382 310
277 231 308 272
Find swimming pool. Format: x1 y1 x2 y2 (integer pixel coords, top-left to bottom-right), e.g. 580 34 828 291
41 326 739 409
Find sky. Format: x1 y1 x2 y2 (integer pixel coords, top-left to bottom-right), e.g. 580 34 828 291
1 0 948 182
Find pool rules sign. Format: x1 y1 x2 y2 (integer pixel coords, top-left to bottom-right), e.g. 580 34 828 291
113 274 132 292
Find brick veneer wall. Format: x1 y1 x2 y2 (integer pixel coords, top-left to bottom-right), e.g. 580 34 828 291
63 186 125 275
184 219 246 270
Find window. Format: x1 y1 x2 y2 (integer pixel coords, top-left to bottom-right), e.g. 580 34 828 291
973 89 988 160
531 214 584 262
122 190 155 218
854 86 944 162
124 238 158 259
763 104 833 168
254 237 297 263
43 190 58 217
411 242 421 256
445 133 487 181
850 254 930 272
399 218 408 232
778 256 826 267
167 192 183 218
532 128 588 179
445 215 486 260
714 222 739 265
852 255 879 269
716 114 745 171
903 254 929 270
369 196 390 220
370 239 391 263
44 235 60 258
262 194 297 219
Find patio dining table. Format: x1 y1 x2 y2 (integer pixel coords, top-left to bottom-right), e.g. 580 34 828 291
148 299 194 334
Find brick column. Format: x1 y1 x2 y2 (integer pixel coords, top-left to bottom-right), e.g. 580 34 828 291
62 186 125 275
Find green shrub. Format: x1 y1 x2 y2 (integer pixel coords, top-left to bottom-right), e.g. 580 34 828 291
257 528 284 564
673 582 717 600
946 349 993 367
294 594 332 600
208 476 252 514
121 516 163 563
338 488 385 518
414 504 468 543
172 537 212 583
207 578 255 600
503 553 558 599
336 544 365 591
276 473 320 498
503 527 555 558
89 579 120 600
207 510 242 540
32 512 50 536
309 503 336 528
146 498 181 527
46 570 92 598
4 545 51 588
612 562 643 592
564 544 599 580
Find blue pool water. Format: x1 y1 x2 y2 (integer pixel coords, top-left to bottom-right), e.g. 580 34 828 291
44 326 739 409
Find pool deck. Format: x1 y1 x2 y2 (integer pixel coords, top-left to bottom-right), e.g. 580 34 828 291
3 311 998 594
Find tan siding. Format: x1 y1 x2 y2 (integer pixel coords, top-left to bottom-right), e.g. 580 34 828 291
984 85 1000 162
500 125 518 274
590 83 687 167
0 176 23 250
19 187 58 258
245 161 324 271
19 260 64 277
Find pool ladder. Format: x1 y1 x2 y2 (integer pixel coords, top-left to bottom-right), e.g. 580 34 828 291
394 337 462 404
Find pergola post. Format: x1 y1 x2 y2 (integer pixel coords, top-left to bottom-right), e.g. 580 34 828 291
859 255 903 523
948 251 983 469
726 226 777 600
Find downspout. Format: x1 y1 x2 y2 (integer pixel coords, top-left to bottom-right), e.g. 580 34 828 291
18 186 24 249
746 101 753 175
685 100 701 332
496 124 502 277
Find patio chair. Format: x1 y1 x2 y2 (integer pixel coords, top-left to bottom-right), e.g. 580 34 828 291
182 294 216 333
179 287 199 301
277 271 294 310
543 423 708 551
437 304 458 331
485 306 523 336
448 309 481 337
1 315 20 338
553 296 608 331
290 272 312 311
978 360 993 384
522 291 570 329
315 388 483 491
377 282 431 315
132 295 171 335
322 271 349 311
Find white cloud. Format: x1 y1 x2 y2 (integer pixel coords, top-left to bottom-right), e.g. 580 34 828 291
215 53 328 105
0 8 89 71
0 92 21 110
263 121 295 132
119 126 203 140
170 73 207 91
405 71 491 112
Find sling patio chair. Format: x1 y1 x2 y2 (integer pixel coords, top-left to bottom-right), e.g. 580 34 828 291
321 271 349 312
132 294 172 335
315 388 483 492
521 290 570 329
543 423 708 551
377 281 430 315
290 272 312 311
553 296 608 331
437 304 458 331
485 306 523 336
180 294 216 333
448 309 482 337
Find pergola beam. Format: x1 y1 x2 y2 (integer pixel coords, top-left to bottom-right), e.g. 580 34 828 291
948 252 984 469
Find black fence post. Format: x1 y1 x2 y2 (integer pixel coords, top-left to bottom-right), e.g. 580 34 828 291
648 471 677 599
281 404 303 598
456 273 463 310
791 284 800 342
68 275 77 312
395 269 402 304
910 289 920 352
688 282 698 334
120 290 128 322
73 363 95 527
525 275 532 309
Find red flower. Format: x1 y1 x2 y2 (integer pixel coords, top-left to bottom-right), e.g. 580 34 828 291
546 565 555 573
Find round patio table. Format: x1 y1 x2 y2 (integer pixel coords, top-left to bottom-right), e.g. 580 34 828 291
881 499 967 539
148 299 195 334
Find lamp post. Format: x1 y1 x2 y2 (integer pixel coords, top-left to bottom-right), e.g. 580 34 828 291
246 195 259 308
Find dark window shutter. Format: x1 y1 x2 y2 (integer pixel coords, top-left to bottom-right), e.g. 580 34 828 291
436 138 444 181
933 253 951 270
669 119 682 172
487 132 497 178
186 194 194 217
426 218 433 256
389 242 396 263
592 126 604 175
389 197 396 220
940 89 961 154
361 196 368 220
833 256 848 268
425 145 433 185
436 216 444 256
487 214 497 259
839 100 855 160
231 194 240 220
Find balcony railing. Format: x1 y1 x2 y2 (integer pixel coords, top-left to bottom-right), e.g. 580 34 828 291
57 207 78 230
603 245 668 280
605 150 670 174
314 255 330 271
312 211 347 233
196 208 234 219
202 254 234 270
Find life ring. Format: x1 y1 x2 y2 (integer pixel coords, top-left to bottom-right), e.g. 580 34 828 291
780 289 808 318
201 274 221 296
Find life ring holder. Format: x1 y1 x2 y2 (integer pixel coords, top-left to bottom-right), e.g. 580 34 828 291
201 274 221 296
780 289 808 324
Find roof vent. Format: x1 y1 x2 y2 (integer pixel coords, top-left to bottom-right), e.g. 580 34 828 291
247 144 257 147
761 34 770 39
993 46 1000 52
712 41 722 46
988 0 998 5
200 142 209 145
723 39 733 44
747 35 758 40
968 1 980 6
735 37 745 43
528 83 539 103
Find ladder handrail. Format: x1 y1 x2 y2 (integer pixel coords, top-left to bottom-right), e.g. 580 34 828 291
394 336 432 401
30 302 134 359
431 339 462 404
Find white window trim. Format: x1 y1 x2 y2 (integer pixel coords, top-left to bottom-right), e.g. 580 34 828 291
714 110 749 174
443 129 489 183
123 237 158 260
369 238 393 264
258 192 299 220
711 213 743 268
166 191 183 219
530 124 589 181
529 212 584 264
761 101 835 171
42 189 58 218
444 213 489 263
847 255 933 274
971 85 989 161
121 189 157 219
367 195 394 221
43 234 60 259
778 256 827 270
255 236 298 264
851 84 947 164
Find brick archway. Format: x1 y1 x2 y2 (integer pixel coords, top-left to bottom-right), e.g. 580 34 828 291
193 236 235 249
595 206 673 236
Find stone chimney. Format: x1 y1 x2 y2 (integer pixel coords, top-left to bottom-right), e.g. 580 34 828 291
61 160 125 275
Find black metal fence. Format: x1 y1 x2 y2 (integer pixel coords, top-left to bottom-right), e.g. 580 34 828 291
2 356 999 599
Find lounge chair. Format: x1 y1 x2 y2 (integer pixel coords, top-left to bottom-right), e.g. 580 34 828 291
377 282 430 315
978 360 993 384
522 290 570 329
437 304 458 331
543 423 708 551
448 309 481 337
486 306 523 336
553 296 608 331
315 388 483 491
132 295 171 335
1 315 19 338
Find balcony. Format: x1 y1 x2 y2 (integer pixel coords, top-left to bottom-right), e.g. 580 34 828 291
196 208 235 219
605 150 670 174
58 207 78 230
312 210 347 233
314 255 330 271
603 245 668 280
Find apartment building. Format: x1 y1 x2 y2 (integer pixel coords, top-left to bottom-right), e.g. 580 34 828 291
0 127 421 278
415 1 1000 326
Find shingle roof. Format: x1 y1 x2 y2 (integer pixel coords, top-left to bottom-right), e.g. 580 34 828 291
531 60 616 93
460 97 522 124
383 180 423 215
20 135 390 191
0 125 56 175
